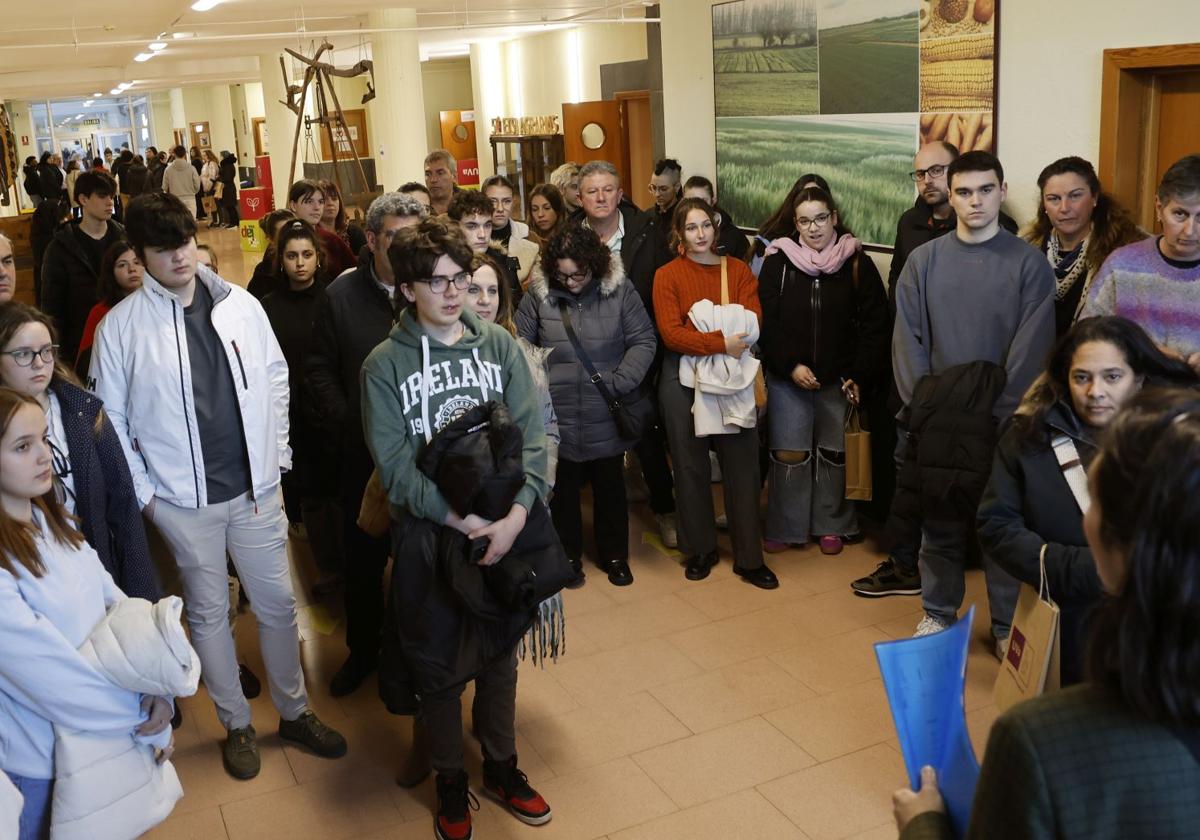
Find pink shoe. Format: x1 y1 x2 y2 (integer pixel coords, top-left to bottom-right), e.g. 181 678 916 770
763 539 792 554
819 536 843 555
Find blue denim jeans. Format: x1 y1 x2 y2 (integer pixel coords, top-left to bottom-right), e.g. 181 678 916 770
919 517 1020 638
5 771 51 840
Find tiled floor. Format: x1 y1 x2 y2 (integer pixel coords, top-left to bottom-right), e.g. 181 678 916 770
151 225 1004 840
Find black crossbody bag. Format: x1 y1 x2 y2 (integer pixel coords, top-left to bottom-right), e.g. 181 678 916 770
557 299 655 441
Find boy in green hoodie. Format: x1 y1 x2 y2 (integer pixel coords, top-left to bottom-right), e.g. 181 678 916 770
361 217 552 840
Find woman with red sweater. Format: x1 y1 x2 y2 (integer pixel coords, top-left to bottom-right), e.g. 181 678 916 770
74 240 143 378
653 199 777 588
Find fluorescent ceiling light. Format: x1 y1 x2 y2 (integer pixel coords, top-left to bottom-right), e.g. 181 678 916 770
134 52 154 62
110 88 122 95
118 82 132 90
172 32 194 39
149 42 167 51
92 92 102 97
75 114 83 119
190 0 222 11
83 100 93 106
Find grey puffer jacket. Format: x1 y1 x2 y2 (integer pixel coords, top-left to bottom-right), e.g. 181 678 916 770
517 337 560 485
515 253 656 462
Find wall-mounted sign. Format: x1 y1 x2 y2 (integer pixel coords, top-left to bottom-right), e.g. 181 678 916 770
490 116 560 136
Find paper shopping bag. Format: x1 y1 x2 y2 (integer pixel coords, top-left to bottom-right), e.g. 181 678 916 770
994 547 1061 712
844 405 872 501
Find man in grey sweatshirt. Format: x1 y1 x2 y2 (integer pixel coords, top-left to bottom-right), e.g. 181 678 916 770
892 151 1055 647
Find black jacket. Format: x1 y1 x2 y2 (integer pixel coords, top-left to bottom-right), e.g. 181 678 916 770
714 203 749 261
306 250 394 434
36 162 64 201
758 245 891 389
41 219 125 362
619 204 674 320
887 201 1019 305
23 164 40 198
977 402 1102 686
53 380 159 601
889 360 1006 544
121 162 148 197
146 160 165 192
378 402 563 713
218 156 238 205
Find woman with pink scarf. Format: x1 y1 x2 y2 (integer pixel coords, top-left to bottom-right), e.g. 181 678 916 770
758 187 889 555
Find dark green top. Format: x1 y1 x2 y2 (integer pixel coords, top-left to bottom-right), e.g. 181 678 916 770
902 684 1200 840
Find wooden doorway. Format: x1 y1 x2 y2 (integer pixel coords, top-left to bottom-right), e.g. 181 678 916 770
1099 43 1200 231
563 100 630 195
616 91 653 208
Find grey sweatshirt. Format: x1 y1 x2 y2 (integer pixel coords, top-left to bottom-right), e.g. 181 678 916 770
893 229 1055 419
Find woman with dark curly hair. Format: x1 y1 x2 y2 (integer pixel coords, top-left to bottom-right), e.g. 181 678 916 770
896 385 1200 840
1022 157 1145 336
977 316 1198 681
515 225 656 586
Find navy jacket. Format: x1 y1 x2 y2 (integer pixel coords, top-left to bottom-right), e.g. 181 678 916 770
55 380 159 601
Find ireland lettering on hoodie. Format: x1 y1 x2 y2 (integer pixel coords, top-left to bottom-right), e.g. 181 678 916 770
361 306 548 525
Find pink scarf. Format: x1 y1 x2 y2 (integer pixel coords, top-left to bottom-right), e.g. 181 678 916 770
765 233 861 276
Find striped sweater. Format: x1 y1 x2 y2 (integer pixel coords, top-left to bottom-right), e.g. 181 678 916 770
1081 237 1200 356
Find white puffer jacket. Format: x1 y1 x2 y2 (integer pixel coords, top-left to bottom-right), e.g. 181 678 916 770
52 596 200 840
89 265 292 509
679 299 761 436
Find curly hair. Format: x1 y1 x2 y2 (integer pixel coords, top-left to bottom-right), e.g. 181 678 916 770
1015 316 1198 446
447 189 494 222
1023 157 1146 272
538 225 611 288
668 197 720 255
1087 387 1200 725
389 217 474 310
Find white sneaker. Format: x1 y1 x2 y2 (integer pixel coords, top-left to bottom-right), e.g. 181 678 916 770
995 635 1010 661
709 451 722 483
656 513 678 549
913 615 950 637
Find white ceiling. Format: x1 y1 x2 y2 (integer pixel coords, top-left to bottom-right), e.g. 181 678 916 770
0 0 652 101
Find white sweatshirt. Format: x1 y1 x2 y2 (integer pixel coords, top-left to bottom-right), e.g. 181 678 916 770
0 512 152 779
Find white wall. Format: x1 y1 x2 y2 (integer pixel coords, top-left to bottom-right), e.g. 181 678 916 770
421 57 474 157
662 0 1200 229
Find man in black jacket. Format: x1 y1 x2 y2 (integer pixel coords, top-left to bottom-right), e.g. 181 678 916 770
307 191 426 696
577 160 678 548
41 169 124 362
852 141 1019 600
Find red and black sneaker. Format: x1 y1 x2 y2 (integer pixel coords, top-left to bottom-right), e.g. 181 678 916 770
434 770 479 840
482 755 552 826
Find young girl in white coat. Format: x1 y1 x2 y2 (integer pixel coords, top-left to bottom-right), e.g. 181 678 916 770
0 388 173 839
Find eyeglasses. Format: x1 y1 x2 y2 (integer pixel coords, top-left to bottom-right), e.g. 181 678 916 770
556 270 589 284
417 272 471 294
2 344 58 367
794 212 832 229
909 164 948 182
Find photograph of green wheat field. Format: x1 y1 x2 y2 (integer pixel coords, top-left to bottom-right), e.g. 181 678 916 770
712 0 819 116
716 114 917 245
818 0 920 114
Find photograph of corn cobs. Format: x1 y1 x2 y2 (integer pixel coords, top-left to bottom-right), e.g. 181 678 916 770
918 0 995 150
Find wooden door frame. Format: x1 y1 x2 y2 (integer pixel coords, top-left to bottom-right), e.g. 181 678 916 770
1099 43 1200 227
614 90 650 202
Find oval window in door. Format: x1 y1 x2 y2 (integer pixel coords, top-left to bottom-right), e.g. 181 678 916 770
581 122 606 150
452 124 469 142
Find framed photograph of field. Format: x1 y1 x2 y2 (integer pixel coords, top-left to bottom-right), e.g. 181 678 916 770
716 114 919 245
712 0 819 117
817 0 919 114
711 0 1001 246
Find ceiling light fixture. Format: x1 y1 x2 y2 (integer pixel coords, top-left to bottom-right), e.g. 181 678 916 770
110 88 121 95
75 114 84 119
83 100 94 106
118 82 132 90
92 92 102 97
171 32 194 39
149 42 167 51
134 52 154 62
190 0 222 11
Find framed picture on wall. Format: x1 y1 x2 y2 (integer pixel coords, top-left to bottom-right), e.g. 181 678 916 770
319 109 370 160
712 0 999 246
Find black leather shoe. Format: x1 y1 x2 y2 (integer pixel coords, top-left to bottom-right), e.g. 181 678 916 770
239 664 261 699
605 558 633 587
734 564 779 590
684 551 718 581
565 559 586 590
329 655 377 698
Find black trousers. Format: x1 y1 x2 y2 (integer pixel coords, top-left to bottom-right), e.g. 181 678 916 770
341 431 391 664
634 417 676 515
551 455 628 565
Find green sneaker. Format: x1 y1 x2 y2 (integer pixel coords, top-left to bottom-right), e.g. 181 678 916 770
223 725 261 779
279 710 348 758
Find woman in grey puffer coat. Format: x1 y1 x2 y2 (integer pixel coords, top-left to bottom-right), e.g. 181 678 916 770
516 226 656 587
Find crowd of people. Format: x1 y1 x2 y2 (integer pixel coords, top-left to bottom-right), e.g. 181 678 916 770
1 137 1198 840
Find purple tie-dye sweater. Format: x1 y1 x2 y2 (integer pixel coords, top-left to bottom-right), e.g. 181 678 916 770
1081 237 1200 356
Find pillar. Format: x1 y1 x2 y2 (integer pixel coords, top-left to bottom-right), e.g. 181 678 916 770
206 85 237 158
365 8 428 191
169 88 187 143
258 50 302 210
469 41 505 181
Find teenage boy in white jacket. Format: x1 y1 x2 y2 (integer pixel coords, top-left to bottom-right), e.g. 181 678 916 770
88 191 347 780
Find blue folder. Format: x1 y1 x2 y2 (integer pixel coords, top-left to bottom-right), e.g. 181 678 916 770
874 606 979 838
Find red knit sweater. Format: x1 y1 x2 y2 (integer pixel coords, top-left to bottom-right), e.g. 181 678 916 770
652 256 762 356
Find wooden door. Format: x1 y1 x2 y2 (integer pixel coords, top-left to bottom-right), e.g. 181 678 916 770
439 110 477 163
563 100 630 193
617 91 653 208
189 121 211 152
1100 44 1200 230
